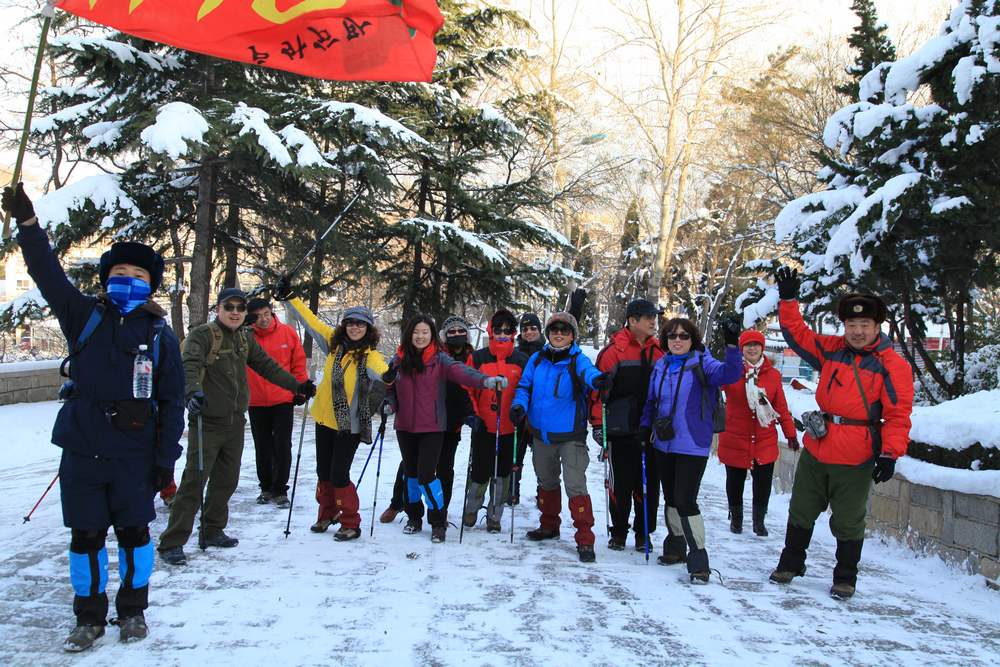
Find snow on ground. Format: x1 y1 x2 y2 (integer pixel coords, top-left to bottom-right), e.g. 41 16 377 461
1 401 999 666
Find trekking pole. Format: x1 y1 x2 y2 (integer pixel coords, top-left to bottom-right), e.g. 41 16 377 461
492 388 502 530
282 190 363 282
510 429 517 543
641 445 650 563
601 404 610 537
458 419 477 545
354 435 378 491
369 411 388 538
23 472 59 523
197 414 207 549
284 397 310 538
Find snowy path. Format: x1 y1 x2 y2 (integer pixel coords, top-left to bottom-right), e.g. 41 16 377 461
1 401 998 666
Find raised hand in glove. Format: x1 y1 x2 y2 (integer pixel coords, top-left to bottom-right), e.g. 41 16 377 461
872 456 896 483
569 287 587 320
152 466 174 490
1 183 35 225
718 313 742 347
186 391 205 416
297 380 317 399
272 275 294 301
509 404 526 425
775 266 800 300
483 375 508 392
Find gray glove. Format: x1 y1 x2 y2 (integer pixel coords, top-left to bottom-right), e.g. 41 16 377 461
483 375 509 391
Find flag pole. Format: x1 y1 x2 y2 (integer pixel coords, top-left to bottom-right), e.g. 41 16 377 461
3 3 55 240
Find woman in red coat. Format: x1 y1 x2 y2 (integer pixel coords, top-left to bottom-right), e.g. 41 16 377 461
719 330 798 536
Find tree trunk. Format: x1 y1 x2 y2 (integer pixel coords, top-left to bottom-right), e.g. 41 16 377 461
186 57 217 327
221 203 240 288
168 226 187 341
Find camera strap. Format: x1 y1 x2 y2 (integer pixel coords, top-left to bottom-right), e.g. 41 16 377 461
849 354 882 458
655 356 687 420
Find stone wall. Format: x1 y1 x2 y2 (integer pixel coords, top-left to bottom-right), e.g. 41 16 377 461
0 360 62 405
773 445 1000 585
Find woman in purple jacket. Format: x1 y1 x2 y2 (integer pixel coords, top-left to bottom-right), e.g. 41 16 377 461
384 314 504 543
640 316 742 583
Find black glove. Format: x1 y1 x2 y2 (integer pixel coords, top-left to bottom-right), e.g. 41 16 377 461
569 287 587 318
292 393 307 406
719 313 741 347
591 373 611 392
872 456 896 483
272 275 294 301
153 466 173 490
381 365 399 384
788 436 800 452
186 391 205 416
509 404 526 425
775 266 800 300
1 182 35 224
297 380 316 399
638 427 652 445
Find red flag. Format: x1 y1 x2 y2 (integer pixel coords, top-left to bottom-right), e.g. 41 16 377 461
55 1 444 82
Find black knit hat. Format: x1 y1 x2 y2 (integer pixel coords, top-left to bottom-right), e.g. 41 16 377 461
837 293 888 323
99 241 164 291
519 312 542 330
491 308 517 331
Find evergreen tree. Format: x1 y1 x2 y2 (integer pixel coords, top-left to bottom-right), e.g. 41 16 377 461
604 200 652 338
835 0 898 100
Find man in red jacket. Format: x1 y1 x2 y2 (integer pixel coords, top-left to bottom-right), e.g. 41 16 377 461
590 298 665 552
769 268 914 599
246 298 307 508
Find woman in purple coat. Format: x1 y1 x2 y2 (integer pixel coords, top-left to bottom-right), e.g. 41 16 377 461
384 314 504 543
640 316 742 583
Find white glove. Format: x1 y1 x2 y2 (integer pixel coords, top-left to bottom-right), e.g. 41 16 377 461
484 376 508 391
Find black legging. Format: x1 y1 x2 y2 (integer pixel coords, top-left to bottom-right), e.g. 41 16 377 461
470 430 515 483
655 451 707 517
315 424 362 487
725 463 774 509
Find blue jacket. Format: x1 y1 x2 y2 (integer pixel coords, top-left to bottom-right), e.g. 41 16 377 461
17 222 185 468
512 343 602 445
640 347 743 457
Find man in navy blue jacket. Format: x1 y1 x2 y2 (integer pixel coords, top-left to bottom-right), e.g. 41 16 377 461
3 184 185 652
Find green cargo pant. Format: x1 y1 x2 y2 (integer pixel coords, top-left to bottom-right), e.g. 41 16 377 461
158 416 246 550
788 449 872 541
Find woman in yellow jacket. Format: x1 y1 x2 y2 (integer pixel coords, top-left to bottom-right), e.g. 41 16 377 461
285 299 388 541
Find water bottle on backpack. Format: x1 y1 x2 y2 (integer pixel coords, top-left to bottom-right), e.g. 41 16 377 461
133 344 153 399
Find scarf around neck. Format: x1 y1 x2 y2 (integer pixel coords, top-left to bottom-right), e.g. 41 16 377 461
744 357 780 427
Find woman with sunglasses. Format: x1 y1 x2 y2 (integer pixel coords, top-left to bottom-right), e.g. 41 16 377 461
639 316 742 583
383 314 505 543
463 309 529 531
718 330 798 537
284 296 388 541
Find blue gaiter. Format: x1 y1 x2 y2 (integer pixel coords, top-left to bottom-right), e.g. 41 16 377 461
106 275 151 314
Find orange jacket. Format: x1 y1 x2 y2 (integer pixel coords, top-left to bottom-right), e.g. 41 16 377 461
467 321 529 435
589 327 664 430
719 357 796 468
779 299 913 465
247 313 307 407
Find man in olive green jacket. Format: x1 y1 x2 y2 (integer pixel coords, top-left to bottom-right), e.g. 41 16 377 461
158 288 315 564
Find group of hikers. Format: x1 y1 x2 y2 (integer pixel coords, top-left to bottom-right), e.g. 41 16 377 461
3 183 914 653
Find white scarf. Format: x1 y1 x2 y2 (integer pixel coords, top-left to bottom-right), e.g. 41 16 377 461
745 358 780 428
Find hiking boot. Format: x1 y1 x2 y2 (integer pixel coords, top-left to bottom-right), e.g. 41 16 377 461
729 505 743 534
463 511 479 528
431 525 447 543
634 536 647 553
657 553 685 566
158 546 186 566
769 565 807 584
526 526 560 541
752 505 768 536
577 545 596 563
379 506 401 524
273 495 290 509
310 518 333 533
334 527 361 542
63 624 104 652
608 536 626 551
117 614 148 643
256 491 273 504
201 531 239 548
486 519 502 533
403 518 422 534
690 571 710 584
830 582 856 599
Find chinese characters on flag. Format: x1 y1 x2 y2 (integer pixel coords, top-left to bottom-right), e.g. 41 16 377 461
54 0 444 82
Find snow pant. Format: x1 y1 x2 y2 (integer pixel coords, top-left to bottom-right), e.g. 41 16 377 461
608 436 660 542
248 403 294 496
531 439 595 546
314 424 363 528
158 416 245 550
438 430 461 512
655 451 709 574
467 430 515 523
725 462 774 516
59 450 157 626
396 431 447 528
777 449 872 584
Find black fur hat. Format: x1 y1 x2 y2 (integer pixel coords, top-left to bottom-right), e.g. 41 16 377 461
98 241 164 291
837 293 888 323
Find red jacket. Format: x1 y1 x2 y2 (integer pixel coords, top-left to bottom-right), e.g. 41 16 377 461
467 322 529 435
718 357 796 468
589 327 664 432
779 299 914 465
247 313 307 407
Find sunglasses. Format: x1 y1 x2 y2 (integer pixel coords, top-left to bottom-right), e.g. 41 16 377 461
548 325 573 335
520 325 539 332
666 333 691 341
446 328 467 336
343 319 367 328
494 326 515 335
221 302 247 312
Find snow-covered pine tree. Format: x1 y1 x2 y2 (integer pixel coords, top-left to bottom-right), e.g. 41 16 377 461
760 0 1000 399
604 201 652 338
835 0 899 100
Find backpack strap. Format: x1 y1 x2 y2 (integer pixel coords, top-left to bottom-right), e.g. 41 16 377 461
60 302 107 379
205 321 225 367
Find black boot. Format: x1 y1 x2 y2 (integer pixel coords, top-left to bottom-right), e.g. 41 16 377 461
831 539 864 599
752 505 768 537
728 504 743 534
769 521 813 584
657 535 687 566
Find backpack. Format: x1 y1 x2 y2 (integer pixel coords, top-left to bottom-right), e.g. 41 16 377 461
690 353 726 433
184 320 247 381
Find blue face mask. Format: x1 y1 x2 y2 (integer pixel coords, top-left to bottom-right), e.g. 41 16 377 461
106 275 151 314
